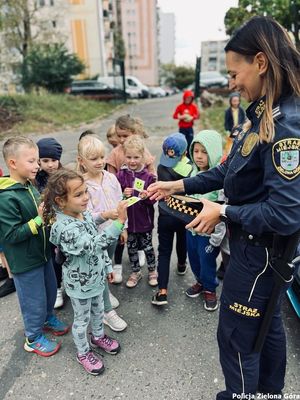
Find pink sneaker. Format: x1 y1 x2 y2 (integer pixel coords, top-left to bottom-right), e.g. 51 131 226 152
76 351 104 375
90 334 120 355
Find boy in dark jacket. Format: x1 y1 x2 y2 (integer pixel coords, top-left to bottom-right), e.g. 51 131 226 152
0 137 69 357
173 90 200 153
152 133 193 306
117 136 157 288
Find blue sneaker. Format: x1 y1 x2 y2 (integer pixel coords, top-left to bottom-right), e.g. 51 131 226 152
43 315 69 336
24 334 61 357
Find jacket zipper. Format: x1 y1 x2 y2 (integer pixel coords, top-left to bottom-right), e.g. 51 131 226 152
28 186 47 261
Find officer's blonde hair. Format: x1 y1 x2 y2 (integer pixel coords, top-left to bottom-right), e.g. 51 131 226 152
225 16 300 143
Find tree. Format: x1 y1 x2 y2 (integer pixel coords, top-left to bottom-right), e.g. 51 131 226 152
21 43 85 93
0 0 67 91
225 0 300 50
114 31 126 61
160 64 195 90
0 0 66 59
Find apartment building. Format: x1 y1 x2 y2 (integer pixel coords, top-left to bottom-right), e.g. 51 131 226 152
0 0 160 90
65 0 106 77
120 0 159 85
201 40 228 73
159 11 175 65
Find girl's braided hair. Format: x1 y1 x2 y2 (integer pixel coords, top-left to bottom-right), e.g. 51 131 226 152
43 168 84 225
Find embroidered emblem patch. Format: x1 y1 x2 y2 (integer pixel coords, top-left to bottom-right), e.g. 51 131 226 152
255 99 265 118
272 138 300 180
241 132 259 157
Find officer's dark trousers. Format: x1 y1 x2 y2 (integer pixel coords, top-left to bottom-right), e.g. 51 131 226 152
216 239 286 400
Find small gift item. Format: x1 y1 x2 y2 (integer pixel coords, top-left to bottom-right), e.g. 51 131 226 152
159 195 203 224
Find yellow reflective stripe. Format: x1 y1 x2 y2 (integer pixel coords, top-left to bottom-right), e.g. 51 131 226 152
28 219 38 235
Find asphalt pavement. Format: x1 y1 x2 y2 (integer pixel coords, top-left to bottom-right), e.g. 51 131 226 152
0 95 299 400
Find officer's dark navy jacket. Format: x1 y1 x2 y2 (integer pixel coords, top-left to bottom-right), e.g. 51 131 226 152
184 95 300 236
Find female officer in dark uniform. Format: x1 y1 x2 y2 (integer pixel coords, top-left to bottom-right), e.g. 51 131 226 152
148 16 300 399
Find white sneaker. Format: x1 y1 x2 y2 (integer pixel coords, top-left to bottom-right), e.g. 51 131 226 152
109 290 119 309
138 250 146 267
112 264 122 284
54 288 64 309
103 310 127 332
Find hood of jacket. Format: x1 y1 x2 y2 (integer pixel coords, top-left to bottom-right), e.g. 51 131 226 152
119 164 150 178
0 177 26 191
189 130 222 172
183 90 194 101
189 130 223 202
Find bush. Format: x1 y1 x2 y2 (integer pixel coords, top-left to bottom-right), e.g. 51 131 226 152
22 43 85 93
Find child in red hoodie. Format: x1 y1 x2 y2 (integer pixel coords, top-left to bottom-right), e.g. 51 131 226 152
173 90 199 153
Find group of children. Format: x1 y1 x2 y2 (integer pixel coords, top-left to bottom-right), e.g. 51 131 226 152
0 95 237 375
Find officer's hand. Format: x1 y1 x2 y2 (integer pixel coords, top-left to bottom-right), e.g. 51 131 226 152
185 198 221 234
147 180 184 201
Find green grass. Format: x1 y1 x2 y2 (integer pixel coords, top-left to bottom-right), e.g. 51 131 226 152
194 98 249 146
0 94 122 138
198 104 227 137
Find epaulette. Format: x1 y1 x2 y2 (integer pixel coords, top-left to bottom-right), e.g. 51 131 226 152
272 105 283 120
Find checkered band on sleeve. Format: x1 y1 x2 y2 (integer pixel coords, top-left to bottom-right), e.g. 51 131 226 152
166 196 200 217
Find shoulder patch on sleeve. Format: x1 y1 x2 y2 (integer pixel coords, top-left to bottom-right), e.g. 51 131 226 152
272 138 300 180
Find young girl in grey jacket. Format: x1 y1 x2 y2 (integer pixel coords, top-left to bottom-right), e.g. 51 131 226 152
43 169 128 376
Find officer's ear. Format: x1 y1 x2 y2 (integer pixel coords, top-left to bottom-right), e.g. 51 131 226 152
255 52 268 77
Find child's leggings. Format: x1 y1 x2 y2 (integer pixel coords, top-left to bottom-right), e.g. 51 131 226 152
70 293 104 355
127 231 156 272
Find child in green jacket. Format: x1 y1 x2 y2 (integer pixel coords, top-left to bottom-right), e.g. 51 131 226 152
0 137 69 357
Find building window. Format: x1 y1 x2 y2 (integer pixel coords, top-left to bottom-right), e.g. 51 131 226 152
52 20 56 28
50 0 54 5
39 0 45 6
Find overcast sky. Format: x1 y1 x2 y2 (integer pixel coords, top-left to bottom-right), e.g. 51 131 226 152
157 0 238 65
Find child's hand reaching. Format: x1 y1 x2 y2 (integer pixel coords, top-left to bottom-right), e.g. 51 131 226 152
139 190 148 200
123 187 133 198
38 202 44 221
107 272 114 283
120 229 128 244
101 209 118 220
117 200 128 224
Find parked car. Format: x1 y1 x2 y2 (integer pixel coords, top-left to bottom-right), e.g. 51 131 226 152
69 80 124 100
97 75 150 98
199 71 228 88
126 87 141 99
163 86 179 96
148 86 166 97
126 75 149 98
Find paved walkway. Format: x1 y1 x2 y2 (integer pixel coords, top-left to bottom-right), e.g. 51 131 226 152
0 95 299 400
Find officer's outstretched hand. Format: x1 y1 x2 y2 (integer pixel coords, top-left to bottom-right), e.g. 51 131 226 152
147 180 184 201
185 198 222 234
